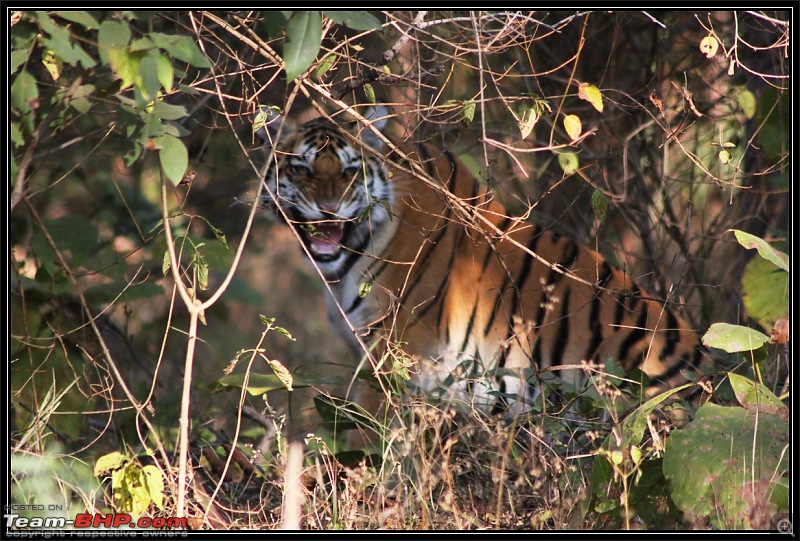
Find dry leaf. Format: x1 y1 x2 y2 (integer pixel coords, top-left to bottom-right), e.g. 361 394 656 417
771 318 789 345
649 90 664 116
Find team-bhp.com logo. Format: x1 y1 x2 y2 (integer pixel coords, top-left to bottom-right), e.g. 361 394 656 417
5 512 187 530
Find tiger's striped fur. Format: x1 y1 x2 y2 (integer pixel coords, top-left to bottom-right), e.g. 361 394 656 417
260 108 707 421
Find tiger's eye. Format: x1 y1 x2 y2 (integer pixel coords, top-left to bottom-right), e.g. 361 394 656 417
290 163 313 176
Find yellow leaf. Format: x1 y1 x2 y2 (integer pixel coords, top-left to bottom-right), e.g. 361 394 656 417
142 465 165 510
578 82 603 113
94 451 126 476
699 35 719 58
738 89 756 119
563 114 582 141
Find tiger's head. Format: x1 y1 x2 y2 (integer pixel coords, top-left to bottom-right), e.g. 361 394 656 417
258 107 392 280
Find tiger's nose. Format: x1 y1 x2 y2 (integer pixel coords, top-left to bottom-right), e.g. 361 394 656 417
318 201 340 215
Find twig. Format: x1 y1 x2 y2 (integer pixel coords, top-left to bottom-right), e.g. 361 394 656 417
333 11 428 100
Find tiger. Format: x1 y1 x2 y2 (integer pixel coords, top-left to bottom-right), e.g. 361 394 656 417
257 105 709 440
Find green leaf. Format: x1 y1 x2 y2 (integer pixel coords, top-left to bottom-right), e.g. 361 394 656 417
718 149 731 164
150 33 211 68
283 11 322 82
151 100 187 121
663 402 789 529
578 82 604 113
727 372 788 419
563 114 582 140
54 11 99 29
741 255 789 331
730 229 789 272
154 53 174 93
314 394 380 432
214 372 311 396
67 84 95 114
591 189 608 223
557 151 579 176
162 250 171 276
364 82 376 104
701 322 770 353
137 55 161 102
98 20 131 64
11 49 30 75
324 11 382 31
609 384 691 449
11 122 24 147
84 281 165 305
11 69 39 114
157 135 188 186
315 53 337 79
129 36 156 53
106 47 139 90
36 12 96 68
358 281 372 298
196 257 209 290
460 101 476 127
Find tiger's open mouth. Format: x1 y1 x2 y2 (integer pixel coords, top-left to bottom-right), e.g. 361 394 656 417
297 220 353 262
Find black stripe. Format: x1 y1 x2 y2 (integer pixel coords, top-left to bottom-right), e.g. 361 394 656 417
544 241 579 286
617 304 649 370
398 146 455 306
626 284 642 312
336 235 373 280
412 229 461 322
345 286 367 314
549 288 571 366
658 309 680 360
585 293 604 363
484 277 511 337
480 216 513 274
584 261 615 359
496 232 543 369
690 345 704 369
490 378 508 415
483 223 543 336
442 149 457 191
614 294 625 329
531 336 542 368
598 261 614 288
458 299 479 354
650 352 691 386
434 281 451 337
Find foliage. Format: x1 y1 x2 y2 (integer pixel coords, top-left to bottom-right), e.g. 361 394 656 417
94 451 166 519
663 399 788 529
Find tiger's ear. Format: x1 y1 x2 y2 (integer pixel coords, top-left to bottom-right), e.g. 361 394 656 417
253 105 283 149
360 105 389 151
